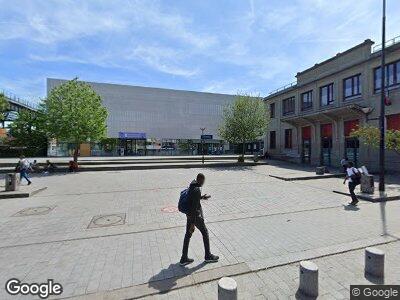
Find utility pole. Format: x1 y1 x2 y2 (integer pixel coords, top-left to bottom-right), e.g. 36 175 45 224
200 127 206 164
379 0 386 192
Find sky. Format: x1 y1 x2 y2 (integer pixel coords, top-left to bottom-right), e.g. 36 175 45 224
0 0 400 104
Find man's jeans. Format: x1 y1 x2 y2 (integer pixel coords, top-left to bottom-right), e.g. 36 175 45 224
20 170 31 183
181 215 211 259
348 182 358 202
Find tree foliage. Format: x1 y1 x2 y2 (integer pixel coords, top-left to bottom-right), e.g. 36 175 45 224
42 79 108 162
177 139 194 154
351 125 400 155
219 94 269 158
0 93 10 122
9 109 48 156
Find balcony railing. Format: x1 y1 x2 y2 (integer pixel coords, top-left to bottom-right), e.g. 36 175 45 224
1 89 38 110
268 81 297 97
372 35 400 53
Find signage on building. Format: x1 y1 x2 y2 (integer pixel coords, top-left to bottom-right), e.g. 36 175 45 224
201 134 213 140
118 132 146 139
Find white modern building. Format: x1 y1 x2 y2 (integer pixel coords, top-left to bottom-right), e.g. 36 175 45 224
47 79 254 156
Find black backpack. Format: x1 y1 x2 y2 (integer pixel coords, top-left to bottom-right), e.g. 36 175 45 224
350 168 361 185
178 188 190 214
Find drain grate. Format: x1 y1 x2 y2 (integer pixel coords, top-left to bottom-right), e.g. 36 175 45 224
13 206 54 217
88 213 126 229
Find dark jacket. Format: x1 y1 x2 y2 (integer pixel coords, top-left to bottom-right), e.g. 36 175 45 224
187 180 203 219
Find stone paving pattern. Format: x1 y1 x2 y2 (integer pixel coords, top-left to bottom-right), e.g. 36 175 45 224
0 163 399 299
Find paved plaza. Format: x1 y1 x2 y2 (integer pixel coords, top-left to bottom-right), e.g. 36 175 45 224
0 164 399 299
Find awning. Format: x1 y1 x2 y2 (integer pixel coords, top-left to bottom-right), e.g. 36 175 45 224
281 104 370 126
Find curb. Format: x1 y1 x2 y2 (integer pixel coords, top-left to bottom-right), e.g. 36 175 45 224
0 162 267 174
269 173 344 181
0 187 47 199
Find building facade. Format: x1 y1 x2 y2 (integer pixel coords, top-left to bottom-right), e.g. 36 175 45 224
264 38 400 172
47 79 263 156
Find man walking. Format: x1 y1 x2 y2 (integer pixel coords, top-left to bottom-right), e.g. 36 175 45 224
17 156 32 185
344 162 360 205
180 173 219 266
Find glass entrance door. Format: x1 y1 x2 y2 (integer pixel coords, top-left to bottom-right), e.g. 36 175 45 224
345 138 359 166
302 139 311 163
321 137 332 166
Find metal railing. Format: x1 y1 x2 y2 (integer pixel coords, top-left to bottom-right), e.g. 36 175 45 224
372 35 400 53
267 81 297 97
0 89 38 110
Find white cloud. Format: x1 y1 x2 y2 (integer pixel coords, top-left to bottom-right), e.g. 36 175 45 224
130 45 198 77
1 0 399 99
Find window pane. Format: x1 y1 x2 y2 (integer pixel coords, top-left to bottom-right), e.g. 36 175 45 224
344 78 352 97
397 61 400 84
321 87 327 105
387 64 395 85
375 68 381 90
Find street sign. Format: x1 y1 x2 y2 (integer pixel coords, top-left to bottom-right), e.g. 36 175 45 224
201 134 213 140
118 132 146 139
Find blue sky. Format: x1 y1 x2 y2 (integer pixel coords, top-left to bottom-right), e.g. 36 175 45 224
1 0 399 103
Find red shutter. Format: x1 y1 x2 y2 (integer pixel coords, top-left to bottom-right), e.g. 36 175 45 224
302 126 311 140
387 114 400 130
321 123 332 138
344 119 359 137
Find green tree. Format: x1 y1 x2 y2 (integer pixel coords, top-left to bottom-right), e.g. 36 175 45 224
219 93 269 161
42 79 108 162
9 109 48 156
177 139 194 154
351 125 400 155
0 93 10 122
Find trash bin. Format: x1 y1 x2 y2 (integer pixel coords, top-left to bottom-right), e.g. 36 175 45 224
361 174 374 194
5 173 19 192
316 166 325 175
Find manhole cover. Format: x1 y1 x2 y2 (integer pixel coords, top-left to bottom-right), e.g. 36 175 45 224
13 206 54 217
161 206 178 213
88 213 126 229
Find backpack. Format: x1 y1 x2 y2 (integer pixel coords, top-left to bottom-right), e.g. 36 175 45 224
350 168 361 185
178 188 191 214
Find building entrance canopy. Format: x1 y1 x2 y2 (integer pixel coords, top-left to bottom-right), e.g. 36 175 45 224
281 104 370 126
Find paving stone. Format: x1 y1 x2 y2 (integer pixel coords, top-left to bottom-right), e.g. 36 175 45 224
0 166 399 299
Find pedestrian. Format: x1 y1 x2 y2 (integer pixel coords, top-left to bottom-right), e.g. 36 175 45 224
340 156 349 173
44 160 57 173
17 156 32 185
343 162 361 205
180 173 219 266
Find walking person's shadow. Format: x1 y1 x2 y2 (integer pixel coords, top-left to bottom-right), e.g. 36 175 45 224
342 204 360 211
148 262 206 294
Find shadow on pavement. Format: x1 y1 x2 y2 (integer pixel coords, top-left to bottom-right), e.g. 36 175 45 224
343 204 360 211
148 262 206 294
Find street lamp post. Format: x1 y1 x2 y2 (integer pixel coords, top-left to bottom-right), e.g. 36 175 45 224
379 0 386 192
200 127 206 164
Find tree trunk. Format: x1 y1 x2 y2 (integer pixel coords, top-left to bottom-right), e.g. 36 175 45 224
73 143 80 163
242 141 245 158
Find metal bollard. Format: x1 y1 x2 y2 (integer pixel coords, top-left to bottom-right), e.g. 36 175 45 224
218 277 237 300
365 247 384 278
299 261 318 297
361 174 374 194
5 173 19 191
